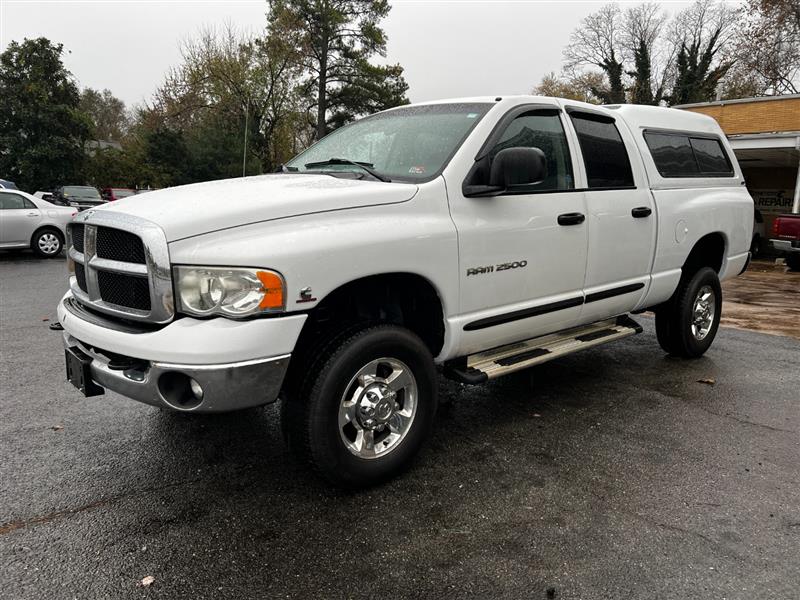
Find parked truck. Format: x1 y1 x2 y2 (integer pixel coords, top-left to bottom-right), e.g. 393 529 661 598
58 96 753 487
771 214 800 271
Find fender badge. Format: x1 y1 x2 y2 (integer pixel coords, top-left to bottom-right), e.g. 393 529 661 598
296 286 317 304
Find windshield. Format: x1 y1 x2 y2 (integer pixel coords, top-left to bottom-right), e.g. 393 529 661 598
64 186 101 200
286 103 492 182
113 189 135 198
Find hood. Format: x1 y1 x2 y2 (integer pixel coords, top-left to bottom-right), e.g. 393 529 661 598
97 174 418 241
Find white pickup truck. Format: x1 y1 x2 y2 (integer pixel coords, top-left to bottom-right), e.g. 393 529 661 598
59 96 753 487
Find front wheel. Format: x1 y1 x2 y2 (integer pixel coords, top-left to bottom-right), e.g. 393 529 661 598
32 229 63 258
655 267 722 358
285 325 438 488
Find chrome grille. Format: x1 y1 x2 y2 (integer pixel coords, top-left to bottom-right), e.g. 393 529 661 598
67 212 173 324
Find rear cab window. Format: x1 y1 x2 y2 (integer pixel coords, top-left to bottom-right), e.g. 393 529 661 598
568 112 635 189
644 131 733 178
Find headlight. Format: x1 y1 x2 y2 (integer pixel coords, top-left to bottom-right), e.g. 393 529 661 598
174 266 285 317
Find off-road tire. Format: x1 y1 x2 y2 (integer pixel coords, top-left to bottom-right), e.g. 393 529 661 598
655 267 722 358
284 324 437 488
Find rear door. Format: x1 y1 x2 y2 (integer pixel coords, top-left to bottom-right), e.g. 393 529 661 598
563 108 656 323
448 104 589 355
0 192 42 246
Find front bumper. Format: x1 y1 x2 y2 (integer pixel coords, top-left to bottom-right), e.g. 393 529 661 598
63 333 289 412
58 292 306 412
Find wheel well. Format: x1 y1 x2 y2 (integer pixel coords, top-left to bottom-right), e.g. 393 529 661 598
682 232 725 278
30 226 64 247
294 273 445 358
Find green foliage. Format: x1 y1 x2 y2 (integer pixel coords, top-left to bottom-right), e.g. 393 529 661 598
0 38 90 192
668 30 733 105
80 88 130 141
268 0 408 139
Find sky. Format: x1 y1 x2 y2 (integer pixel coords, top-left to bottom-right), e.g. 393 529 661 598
0 0 698 109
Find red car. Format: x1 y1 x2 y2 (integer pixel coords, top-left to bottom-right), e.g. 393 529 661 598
101 188 137 201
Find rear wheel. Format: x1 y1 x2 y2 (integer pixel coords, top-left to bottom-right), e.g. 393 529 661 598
284 324 437 488
655 267 722 358
750 235 762 257
32 228 63 258
786 254 800 272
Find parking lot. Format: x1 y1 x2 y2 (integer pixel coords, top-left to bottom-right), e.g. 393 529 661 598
1 252 799 599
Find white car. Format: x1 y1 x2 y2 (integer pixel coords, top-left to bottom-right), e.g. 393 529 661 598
58 96 753 486
0 189 76 257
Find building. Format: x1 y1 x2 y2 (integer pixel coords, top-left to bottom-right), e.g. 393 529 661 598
675 94 800 238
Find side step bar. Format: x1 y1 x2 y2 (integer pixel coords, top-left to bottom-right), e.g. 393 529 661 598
445 315 643 384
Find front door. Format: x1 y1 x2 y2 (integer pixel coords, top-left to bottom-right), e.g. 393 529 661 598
448 106 589 356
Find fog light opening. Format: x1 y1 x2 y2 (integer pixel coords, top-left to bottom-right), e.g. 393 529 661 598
157 372 204 410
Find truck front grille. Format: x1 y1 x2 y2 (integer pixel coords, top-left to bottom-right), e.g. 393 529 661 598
98 271 151 311
96 227 146 264
71 224 85 253
67 214 173 324
74 263 88 293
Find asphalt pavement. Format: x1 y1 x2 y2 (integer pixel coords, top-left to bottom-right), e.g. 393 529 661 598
1 251 799 599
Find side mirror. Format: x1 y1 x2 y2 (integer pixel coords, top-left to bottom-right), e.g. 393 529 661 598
489 147 547 189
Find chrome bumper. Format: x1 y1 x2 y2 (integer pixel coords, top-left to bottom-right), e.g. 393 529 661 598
63 333 290 413
770 239 800 253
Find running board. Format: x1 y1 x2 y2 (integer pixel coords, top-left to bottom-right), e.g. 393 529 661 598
445 315 643 384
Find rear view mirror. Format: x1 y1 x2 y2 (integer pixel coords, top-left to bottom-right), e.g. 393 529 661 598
489 147 547 189
462 147 548 197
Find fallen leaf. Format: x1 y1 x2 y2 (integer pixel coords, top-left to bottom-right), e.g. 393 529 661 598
139 576 155 588
50 425 63 432
697 378 716 385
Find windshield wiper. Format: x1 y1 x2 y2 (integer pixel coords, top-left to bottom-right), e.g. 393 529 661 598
303 157 391 182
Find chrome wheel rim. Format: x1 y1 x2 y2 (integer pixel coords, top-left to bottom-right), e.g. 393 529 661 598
38 233 60 255
691 285 716 341
338 357 418 460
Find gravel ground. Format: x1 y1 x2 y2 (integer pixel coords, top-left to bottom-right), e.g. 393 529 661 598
1 251 799 600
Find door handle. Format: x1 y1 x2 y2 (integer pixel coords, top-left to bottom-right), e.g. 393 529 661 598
557 212 585 226
27 212 39 217
631 206 652 218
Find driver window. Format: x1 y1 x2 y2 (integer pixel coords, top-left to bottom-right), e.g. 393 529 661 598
490 111 574 192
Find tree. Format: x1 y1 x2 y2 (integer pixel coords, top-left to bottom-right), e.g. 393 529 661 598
151 24 303 174
564 4 627 104
80 88 130 141
532 71 605 104
666 0 738 104
0 38 90 192
267 0 409 139
623 3 670 105
726 0 800 96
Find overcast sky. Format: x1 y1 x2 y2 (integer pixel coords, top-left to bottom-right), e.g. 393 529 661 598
1 0 698 108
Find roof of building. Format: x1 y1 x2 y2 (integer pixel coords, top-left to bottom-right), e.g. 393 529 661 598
673 93 800 109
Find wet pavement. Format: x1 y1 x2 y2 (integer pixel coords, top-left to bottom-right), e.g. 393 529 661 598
1 251 799 599
721 259 800 339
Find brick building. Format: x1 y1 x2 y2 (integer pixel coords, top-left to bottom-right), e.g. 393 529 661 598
675 94 800 239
